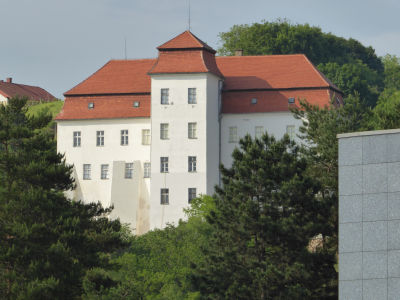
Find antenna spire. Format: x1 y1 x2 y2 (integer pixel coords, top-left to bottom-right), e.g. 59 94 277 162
124 37 127 60
188 0 191 31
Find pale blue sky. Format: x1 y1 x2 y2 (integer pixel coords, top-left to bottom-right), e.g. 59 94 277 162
1 0 399 98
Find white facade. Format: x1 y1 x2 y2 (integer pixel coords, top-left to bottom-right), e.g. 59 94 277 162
0 94 7 104
149 73 221 229
57 106 302 232
221 112 302 167
57 118 151 234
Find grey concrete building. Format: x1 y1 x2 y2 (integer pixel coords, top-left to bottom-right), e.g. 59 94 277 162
338 129 400 300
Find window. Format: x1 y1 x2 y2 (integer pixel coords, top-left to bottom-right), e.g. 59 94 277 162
161 188 169 205
188 88 196 104
88 102 94 109
229 126 238 143
286 125 295 140
160 123 169 140
188 156 197 172
160 157 169 173
251 98 257 104
255 126 264 139
73 131 81 147
144 162 151 178
188 188 197 203
188 122 197 139
96 131 104 146
142 129 150 145
122 163 133 179
161 88 169 104
83 164 91 180
121 130 128 146
101 164 109 180
133 101 140 107
288 97 295 104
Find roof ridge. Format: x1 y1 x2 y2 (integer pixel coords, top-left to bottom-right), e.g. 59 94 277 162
216 54 306 59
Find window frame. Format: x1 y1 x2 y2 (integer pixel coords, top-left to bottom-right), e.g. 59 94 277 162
160 188 169 205
286 125 295 140
255 126 264 139
120 129 129 146
73 131 81 147
96 130 104 147
144 162 151 178
160 123 169 140
125 163 134 179
160 157 169 173
142 129 151 145
188 88 196 104
228 126 238 143
101 164 109 180
83 164 91 180
188 188 197 203
188 122 197 139
161 88 169 105
188 156 197 172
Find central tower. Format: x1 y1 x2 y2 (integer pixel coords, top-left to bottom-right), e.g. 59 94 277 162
148 31 223 229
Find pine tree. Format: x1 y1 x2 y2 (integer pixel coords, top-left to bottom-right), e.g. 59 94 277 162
0 97 127 299
191 133 337 299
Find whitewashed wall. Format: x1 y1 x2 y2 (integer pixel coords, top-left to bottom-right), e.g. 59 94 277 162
0 94 8 104
149 73 220 229
221 111 303 167
57 118 151 232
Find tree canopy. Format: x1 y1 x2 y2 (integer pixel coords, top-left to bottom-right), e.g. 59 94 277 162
0 97 127 299
218 19 385 107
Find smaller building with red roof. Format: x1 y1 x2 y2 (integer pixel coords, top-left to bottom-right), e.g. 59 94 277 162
56 31 341 234
0 77 56 104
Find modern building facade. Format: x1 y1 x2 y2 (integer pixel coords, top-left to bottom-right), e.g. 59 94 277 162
338 129 400 300
56 31 341 234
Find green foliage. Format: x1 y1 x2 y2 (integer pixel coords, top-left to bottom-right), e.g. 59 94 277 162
318 61 382 107
382 54 400 91
83 195 214 299
370 90 400 129
0 97 127 299
192 134 337 299
218 19 383 73
26 100 64 119
218 19 384 107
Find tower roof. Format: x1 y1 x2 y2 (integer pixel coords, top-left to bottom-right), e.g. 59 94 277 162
157 30 216 54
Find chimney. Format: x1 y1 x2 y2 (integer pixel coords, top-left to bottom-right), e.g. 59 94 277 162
235 49 243 56
6 77 12 83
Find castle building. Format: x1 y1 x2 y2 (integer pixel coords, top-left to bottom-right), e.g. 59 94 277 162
56 31 341 234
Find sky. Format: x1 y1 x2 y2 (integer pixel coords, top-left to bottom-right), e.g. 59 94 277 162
1 0 400 99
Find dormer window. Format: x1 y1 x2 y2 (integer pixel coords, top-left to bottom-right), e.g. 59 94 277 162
133 101 140 108
88 102 94 109
288 97 295 104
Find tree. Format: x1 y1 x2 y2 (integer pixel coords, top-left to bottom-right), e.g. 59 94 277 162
218 19 384 106
82 195 215 299
218 19 383 73
318 61 382 107
192 134 336 299
0 97 127 299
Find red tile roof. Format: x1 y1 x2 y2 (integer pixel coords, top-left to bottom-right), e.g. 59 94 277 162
64 59 155 96
0 80 56 101
57 31 341 121
216 55 340 91
157 31 216 53
148 50 224 78
56 95 150 120
221 89 333 114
